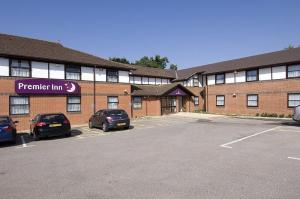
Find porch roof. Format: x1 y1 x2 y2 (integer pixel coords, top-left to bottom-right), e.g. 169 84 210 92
131 83 197 97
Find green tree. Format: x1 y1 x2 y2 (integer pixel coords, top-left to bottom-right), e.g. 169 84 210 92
109 57 130 64
135 55 169 69
284 44 295 50
169 64 178 70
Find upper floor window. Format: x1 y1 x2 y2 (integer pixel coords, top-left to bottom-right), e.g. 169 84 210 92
193 75 199 87
65 65 81 80
106 69 118 83
215 74 225 84
142 77 149 85
129 76 134 84
246 70 258 82
288 93 300 108
10 59 30 77
287 64 300 78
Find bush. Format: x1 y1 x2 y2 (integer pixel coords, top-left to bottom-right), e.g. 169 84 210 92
287 114 293 118
279 114 285 118
268 113 278 117
261 112 268 117
255 113 260 117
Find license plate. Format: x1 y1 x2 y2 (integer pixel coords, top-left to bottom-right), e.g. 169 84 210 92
117 123 126 126
50 124 62 127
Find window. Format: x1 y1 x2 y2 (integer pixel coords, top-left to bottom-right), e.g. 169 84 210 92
65 65 81 80
142 77 149 85
288 93 300 107
107 96 119 109
215 74 225 84
10 96 29 115
247 94 258 107
193 75 199 87
216 95 225 106
10 59 30 77
132 97 142 109
106 69 118 82
67 96 81 112
194 96 199 106
129 76 134 84
133 76 142 84
287 65 300 78
155 78 162 85
246 70 258 82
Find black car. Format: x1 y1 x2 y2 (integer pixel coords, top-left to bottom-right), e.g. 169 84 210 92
0 116 18 143
30 113 71 140
89 109 130 132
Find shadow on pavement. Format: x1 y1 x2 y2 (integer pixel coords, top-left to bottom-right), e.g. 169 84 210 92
0 129 83 148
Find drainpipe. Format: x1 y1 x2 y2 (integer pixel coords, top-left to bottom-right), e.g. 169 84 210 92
93 65 96 114
146 96 148 116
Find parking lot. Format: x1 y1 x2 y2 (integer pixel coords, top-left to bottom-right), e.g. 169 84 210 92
0 114 300 199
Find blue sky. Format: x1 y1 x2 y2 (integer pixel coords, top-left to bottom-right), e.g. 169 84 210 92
1 0 300 69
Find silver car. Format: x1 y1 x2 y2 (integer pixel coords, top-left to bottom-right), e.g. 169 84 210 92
293 105 300 122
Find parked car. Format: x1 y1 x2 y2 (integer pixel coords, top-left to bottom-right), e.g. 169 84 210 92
0 116 18 143
89 109 130 132
30 113 71 140
293 105 300 122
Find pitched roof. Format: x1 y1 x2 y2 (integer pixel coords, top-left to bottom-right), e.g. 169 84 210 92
176 47 300 81
131 83 196 96
131 64 176 79
0 33 135 70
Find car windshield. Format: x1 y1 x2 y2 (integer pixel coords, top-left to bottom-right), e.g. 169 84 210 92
40 114 66 123
107 110 126 116
0 117 9 124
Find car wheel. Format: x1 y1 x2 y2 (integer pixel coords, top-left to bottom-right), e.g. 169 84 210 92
124 125 130 130
102 122 109 132
88 121 93 129
11 131 17 144
65 131 71 137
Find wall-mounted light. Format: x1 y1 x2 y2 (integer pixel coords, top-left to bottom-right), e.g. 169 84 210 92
233 93 236 97
124 89 128 95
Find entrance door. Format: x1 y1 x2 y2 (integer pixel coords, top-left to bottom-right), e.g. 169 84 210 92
161 97 177 115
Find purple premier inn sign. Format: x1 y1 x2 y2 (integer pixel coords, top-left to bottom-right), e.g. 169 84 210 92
15 79 80 94
168 88 187 96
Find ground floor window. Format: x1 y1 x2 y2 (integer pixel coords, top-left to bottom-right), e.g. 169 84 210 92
9 96 29 115
247 94 258 107
288 93 300 107
67 96 81 112
194 96 199 106
216 95 225 106
132 97 142 109
108 96 119 109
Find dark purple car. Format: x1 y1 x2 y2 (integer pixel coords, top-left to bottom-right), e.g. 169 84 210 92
89 109 130 132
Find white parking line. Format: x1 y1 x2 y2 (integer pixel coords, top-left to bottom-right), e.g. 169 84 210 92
288 157 300 161
16 136 34 149
220 126 280 149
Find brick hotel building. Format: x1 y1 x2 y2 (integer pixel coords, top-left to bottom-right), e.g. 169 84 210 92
0 33 300 131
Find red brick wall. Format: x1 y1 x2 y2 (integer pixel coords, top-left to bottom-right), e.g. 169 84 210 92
132 97 161 118
0 77 131 131
184 87 204 112
207 78 300 116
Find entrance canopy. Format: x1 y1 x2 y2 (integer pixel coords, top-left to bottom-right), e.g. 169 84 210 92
131 83 196 97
